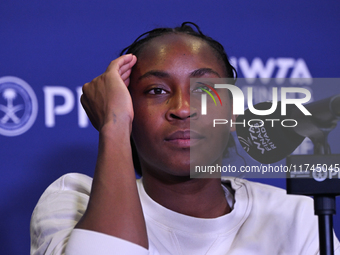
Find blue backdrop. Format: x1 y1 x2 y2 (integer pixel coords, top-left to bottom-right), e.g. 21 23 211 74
1 1 340 254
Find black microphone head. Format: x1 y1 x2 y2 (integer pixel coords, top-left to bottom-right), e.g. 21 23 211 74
236 102 305 164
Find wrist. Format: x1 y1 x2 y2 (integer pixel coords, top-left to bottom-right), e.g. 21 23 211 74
99 117 132 142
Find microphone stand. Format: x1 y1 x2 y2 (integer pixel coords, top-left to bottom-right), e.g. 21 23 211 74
286 124 339 255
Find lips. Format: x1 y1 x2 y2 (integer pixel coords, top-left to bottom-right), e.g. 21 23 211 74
164 130 204 147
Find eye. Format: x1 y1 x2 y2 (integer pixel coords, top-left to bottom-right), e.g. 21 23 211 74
147 88 167 95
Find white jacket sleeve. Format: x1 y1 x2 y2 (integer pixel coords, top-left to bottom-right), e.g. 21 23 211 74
30 173 149 255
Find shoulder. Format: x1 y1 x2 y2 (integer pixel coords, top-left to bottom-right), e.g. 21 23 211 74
31 173 93 254
32 173 93 229
38 172 93 198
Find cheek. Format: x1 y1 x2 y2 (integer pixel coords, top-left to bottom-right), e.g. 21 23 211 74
131 102 164 146
132 106 151 134
194 99 233 154
131 112 152 156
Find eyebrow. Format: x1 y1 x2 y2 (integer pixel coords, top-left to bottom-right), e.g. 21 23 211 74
189 68 221 78
138 70 170 81
138 68 221 82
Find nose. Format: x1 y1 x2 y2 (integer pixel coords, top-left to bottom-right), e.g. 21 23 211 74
165 89 197 121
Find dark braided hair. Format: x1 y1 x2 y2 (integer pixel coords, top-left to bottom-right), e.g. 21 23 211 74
120 22 237 81
121 22 237 176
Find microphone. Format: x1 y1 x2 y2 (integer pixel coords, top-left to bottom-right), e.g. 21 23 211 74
235 94 340 164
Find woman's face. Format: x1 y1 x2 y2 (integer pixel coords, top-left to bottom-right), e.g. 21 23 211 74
129 34 235 179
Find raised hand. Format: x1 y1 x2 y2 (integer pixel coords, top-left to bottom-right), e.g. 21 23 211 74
75 54 148 249
81 54 137 132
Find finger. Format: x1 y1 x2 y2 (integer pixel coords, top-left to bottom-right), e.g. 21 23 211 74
106 54 135 73
123 77 130 87
119 55 137 76
121 68 132 82
119 62 133 76
129 55 137 67
120 56 137 83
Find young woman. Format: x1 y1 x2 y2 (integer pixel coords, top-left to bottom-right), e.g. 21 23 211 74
30 22 340 255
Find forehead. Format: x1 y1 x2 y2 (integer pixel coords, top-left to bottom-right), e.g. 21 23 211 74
135 33 226 73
